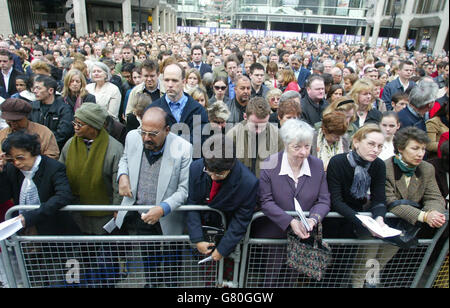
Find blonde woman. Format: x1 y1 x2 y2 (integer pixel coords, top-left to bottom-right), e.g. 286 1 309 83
191 87 209 108
62 69 96 112
184 68 202 95
277 68 300 93
321 96 358 138
348 78 382 128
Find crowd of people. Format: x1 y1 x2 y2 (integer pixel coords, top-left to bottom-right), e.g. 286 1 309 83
0 29 448 288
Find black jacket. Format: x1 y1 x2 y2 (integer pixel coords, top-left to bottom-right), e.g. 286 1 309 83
301 94 329 127
0 156 80 235
0 68 22 98
62 93 97 111
29 96 74 149
186 159 258 257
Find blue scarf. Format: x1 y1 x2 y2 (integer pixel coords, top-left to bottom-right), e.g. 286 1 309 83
347 151 372 200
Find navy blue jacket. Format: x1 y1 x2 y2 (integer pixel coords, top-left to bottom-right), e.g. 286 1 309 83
398 105 427 132
297 67 311 89
188 62 212 78
381 77 415 110
148 93 209 148
186 159 258 257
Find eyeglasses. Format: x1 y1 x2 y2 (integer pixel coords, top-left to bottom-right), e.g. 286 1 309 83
365 68 378 73
203 167 229 179
72 121 87 129
4 155 26 163
214 85 227 91
138 128 161 138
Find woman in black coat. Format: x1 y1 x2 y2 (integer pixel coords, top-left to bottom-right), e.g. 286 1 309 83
0 132 79 235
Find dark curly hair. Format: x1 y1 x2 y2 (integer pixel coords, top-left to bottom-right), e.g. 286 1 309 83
393 126 429 154
1 132 41 156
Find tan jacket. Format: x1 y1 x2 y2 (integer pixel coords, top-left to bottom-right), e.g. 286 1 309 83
385 157 446 225
0 121 60 160
426 116 449 153
227 120 284 178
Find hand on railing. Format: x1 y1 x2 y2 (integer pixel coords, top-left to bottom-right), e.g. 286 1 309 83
141 206 164 225
425 211 446 228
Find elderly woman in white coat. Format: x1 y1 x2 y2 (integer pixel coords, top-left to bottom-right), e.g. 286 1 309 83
86 61 122 120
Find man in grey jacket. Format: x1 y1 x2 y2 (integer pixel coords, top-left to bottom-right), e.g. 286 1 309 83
115 106 192 287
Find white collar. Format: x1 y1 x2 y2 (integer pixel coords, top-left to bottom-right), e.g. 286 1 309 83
2 67 13 77
279 151 311 182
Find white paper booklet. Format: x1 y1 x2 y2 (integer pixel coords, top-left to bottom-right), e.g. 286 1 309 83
0 217 23 241
356 215 402 238
294 198 312 232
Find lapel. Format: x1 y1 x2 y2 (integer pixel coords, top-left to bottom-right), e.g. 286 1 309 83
294 175 308 198
393 162 410 200
156 133 175 204
407 166 423 199
130 132 144 195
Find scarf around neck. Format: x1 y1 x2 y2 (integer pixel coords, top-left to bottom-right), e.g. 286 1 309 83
393 155 417 177
66 128 110 215
19 155 42 206
347 150 372 200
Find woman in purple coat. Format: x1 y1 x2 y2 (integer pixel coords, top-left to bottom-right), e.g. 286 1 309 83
252 119 331 286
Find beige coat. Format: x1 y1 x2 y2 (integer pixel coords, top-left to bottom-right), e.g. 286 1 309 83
426 116 449 153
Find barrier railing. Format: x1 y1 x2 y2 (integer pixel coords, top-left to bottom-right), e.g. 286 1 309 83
239 211 448 288
1 206 448 288
2 205 229 288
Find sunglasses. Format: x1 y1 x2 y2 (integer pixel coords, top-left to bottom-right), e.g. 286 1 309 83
214 85 227 91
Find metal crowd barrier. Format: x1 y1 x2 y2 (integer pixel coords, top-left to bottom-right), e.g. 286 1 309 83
1 207 448 288
239 211 449 288
1 205 230 288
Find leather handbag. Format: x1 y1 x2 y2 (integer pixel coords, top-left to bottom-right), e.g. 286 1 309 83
286 219 332 281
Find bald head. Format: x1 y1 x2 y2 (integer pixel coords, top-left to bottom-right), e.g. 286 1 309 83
141 107 170 152
163 63 185 102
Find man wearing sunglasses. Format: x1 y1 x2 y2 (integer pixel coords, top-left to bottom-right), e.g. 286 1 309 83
113 106 192 287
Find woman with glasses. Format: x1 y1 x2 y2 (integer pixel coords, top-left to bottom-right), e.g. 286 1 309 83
62 69 97 113
209 76 230 105
252 119 331 287
0 132 79 235
327 124 389 288
186 134 258 262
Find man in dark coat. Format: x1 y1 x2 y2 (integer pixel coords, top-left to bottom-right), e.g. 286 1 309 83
185 134 258 260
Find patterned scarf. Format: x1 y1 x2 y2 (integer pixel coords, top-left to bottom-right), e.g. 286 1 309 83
316 128 344 170
347 150 372 200
19 155 42 206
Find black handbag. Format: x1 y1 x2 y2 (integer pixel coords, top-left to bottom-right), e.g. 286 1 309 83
286 219 332 281
383 200 423 249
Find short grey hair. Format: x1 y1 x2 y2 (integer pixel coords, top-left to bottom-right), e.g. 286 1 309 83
409 79 438 108
280 90 301 103
280 119 315 146
89 61 112 82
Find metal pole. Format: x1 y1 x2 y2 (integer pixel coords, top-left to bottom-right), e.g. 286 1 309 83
139 0 142 33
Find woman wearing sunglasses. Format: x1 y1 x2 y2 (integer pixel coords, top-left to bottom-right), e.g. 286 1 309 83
208 76 230 106
0 132 79 235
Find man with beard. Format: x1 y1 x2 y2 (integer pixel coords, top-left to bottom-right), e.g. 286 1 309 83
114 106 192 287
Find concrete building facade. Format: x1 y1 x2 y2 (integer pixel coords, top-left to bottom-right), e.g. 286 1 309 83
0 0 177 37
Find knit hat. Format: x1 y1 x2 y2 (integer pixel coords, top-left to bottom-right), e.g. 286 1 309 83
74 103 108 130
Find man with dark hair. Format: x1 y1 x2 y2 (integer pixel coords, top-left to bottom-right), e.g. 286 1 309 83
115 44 140 74
434 61 449 89
0 50 21 98
382 60 416 110
227 96 283 177
301 74 329 126
189 45 212 78
29 75 74 149
186 133 258 261
126 59 161 116
249 62 269 99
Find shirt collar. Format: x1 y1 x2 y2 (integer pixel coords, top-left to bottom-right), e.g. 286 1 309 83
279 151 311 181
407 105 422 118
2 67 13 77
